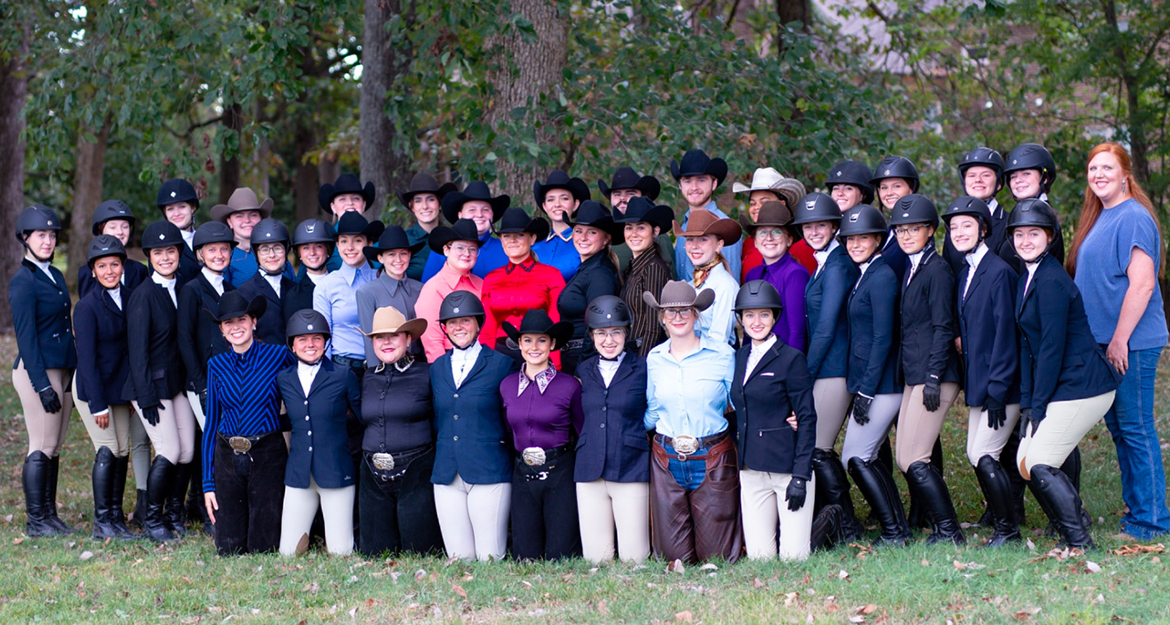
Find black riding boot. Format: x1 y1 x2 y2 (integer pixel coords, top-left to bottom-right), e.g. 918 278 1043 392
1001 431 1028 525
91 447 119 540
143 456 177 543
22 452 57 537
165 463 191 538
45 455 77 534
906 461 965 545
1029 464 1095 550
974 455 1021 547
812 449 864 541
848 457 911 547
810 504 846 551
110 454 137 539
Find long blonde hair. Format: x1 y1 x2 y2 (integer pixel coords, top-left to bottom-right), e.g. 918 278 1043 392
1066 142 1163 278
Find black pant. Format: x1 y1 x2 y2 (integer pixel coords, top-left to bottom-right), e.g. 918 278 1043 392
511 450 581 560
357 447 444 557
212 433 287 556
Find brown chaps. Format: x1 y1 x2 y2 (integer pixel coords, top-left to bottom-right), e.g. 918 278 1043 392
649 436 743 563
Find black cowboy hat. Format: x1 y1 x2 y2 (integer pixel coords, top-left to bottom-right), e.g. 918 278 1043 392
428 218 486 254
396 172 459 209
533 170 591 206
598 166 661 201
496 207 550 241
335 211 386 240
502 309 574 351
440 180 509 224
613 196 675 233
565 201 620 238
203 291 268 324
363 225 425 264
670 149 728 185
318 173 376 212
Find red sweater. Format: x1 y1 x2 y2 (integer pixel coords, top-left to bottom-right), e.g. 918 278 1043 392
480 258 567 365
742 237 817 280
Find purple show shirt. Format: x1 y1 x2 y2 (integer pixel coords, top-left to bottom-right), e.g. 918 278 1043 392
500 367 584 451
745 253 810 351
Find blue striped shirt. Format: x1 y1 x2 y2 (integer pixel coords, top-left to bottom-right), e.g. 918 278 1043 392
202 341 296 492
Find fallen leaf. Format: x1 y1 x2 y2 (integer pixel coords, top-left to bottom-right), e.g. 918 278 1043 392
597 600 608 615
674 610 694 623
1012 613 1031 623
752 577 765 589
348 606 358 620
837 569 849 580
699 563 718 571
858 604 877 614
12 537 24 545
79 551 94 561
848 616 866 623
452 584 467 598
953 560 967 570
414 569 426 580
921 558 930 566
1085 561 1102 573
1026 538 1036 551
667 559 686 574
1111 543 1166 556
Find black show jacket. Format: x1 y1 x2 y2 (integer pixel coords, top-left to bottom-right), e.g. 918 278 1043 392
235 272 299 347
73 288 133 414
177 272 235 394
898 246 961 387
731 339 817 480
124 279 187 408
956 249 1019 407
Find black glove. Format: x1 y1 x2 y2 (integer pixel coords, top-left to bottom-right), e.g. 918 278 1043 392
1018 408 1040 438
785 477 808 511
141 403 164 427
852 393 873 426
922 379 942 412
38 387 62 414
985 396 1007 431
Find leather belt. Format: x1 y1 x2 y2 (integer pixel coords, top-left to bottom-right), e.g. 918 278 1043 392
332 354 367 371
655 431 728 458
219 431 277 454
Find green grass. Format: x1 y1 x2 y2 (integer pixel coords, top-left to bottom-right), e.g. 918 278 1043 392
3 332 1170 624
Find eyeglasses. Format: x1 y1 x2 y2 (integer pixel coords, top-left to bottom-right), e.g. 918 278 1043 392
755 228 788 240
591 329 626 340
894 225 929 237
662 308 695 320
256 244 286 257
448 244 479 257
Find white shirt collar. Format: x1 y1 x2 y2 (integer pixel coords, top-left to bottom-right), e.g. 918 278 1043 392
107 286 123 310
812 239 839 276
450 341 483 388
28 256 55 283
297 360 321 396
745 335 777 381
181 228 195 249
151 272 176 290
263 272 283 297
304 270 326 285
907 248 928 273
202 267 225 295
965 242 989 268
598 350 625 387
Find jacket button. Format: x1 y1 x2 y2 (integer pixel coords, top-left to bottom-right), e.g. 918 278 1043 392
308 446 312 451
305 416 310 421
600 423 606 428
453 415 459 420
601 407 606 412
453 435 459 441
453 393 459 398
307 431 312 436
304 400 308 405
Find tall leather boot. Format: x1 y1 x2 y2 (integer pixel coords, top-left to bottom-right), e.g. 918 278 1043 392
45 455 78 534
1059 447 1093 530
810 504 846 552
812 449 865 541
906 461 965 545
143 456 177 543
1029 464 1095 550
165 463 191 538
22 452 58 537
848 457 911 547
974 455 1021 547
110 455 137 539
1001 431 1028 525
91 447 119 540
131 488 147 529
872 437 895 525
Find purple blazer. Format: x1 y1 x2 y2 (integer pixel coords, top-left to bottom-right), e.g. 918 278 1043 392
745 254 810 351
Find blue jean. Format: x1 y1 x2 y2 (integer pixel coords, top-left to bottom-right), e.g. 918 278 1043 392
665 442 711 492
1103 347 1170 539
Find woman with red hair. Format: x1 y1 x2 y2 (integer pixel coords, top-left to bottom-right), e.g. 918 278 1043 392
1067 142 1169 540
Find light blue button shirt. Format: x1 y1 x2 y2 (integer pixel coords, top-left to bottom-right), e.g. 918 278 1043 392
687 262 739 346
312 261 378 358
674 201 743 281
224 247 295 287
644 337 735 437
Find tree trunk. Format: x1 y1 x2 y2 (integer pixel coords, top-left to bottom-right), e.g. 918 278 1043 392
774 0 811 54
360 0 414 221
66 118 113 288
483 0 569 201
218 103 244 204
0 22 28 331
294 120 319 224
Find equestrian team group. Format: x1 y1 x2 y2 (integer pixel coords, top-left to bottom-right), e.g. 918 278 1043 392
9 139 1169 564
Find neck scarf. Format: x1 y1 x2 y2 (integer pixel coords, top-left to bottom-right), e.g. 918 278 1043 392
692 253 724 288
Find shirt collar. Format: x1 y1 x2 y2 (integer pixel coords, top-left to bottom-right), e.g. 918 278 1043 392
439 262 478 290
151 272 176 290
28 256 52 274
339 260 373 286
813 239 840 266
907 246 932 272
505 257 537 274
546 226 572 243
965 242 989 268
517 364 556 396
451 340 482 360
749 334 777 357
202 266 224 286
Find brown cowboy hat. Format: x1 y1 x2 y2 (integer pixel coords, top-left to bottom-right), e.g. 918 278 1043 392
740 200 798 237
360 306 427 340
673 210 742 246
642 280 716 312
211 188 274 223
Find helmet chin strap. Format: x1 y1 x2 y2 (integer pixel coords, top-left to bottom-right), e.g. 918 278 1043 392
22 235 54 264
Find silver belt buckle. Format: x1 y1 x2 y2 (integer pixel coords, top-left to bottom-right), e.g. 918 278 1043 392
522 447 547 466
228 436 252 453
672 435 699 456
372 452 395 471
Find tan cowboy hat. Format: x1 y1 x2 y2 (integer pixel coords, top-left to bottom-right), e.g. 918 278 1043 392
211 187 274 223
732 167 806 208
673 210 742 246
360 306 427 339
642 280 716 312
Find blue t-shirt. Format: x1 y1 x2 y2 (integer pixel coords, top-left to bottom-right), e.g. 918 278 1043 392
1074 198 1168 350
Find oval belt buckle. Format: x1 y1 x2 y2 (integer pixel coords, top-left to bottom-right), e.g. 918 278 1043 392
228 436 252 453
372 452 395 471
673 435 698 457
522 447 547 466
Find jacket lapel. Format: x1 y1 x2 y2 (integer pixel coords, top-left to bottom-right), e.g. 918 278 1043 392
961 262 985 310
746 343 783 384
607 353 636 388
102 289 126 320
307 358 335 398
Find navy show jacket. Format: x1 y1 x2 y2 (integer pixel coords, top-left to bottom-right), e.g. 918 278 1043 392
804 244 857 379
9 260 76 391
278 358 362 489
177 271 234 393
574 351 651 484
73 288 132 414
430 346 519 485
845 256 900 396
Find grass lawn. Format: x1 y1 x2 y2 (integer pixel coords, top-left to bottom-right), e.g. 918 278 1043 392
2 333 1170 624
